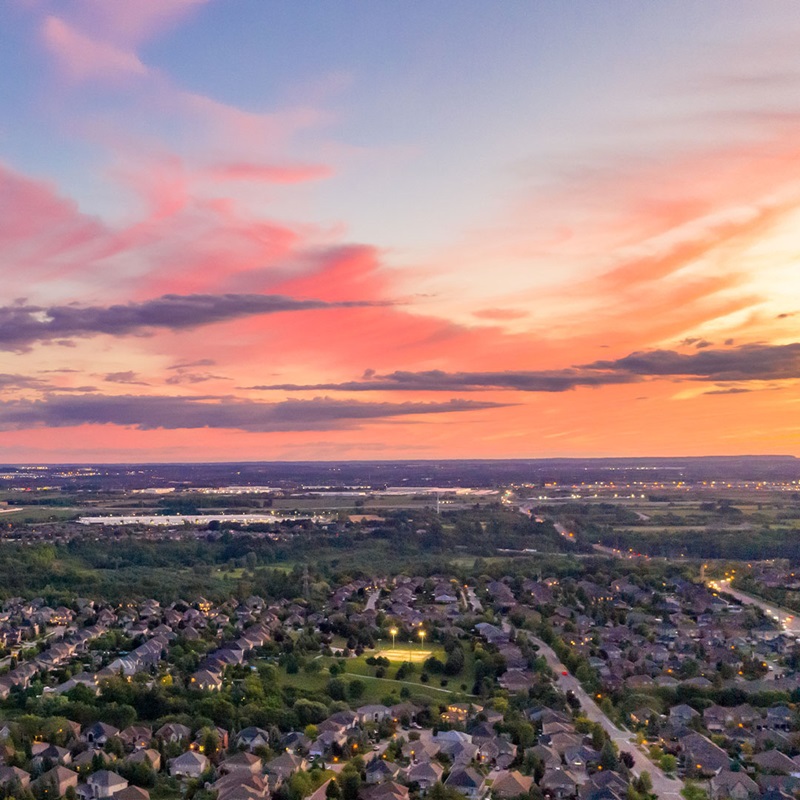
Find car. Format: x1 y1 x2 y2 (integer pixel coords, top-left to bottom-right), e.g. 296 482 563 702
561 670 568 676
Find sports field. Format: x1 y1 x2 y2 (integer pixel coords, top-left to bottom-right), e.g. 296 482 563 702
377 647 433 663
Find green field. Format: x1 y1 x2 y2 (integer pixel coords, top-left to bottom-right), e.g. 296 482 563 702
374 647 433 664
277 663 470 705
273 638 477 704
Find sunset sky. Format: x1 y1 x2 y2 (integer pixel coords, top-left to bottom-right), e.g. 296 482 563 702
2 1 800 462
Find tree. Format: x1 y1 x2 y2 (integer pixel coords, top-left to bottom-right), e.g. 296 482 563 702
634 772 652 796
327 679 346 701
681 782 709 800
600 740 618 772
348 680 365 701
287 772 313 800
325 781 341 800
660 754 677 774
338 767 361 800
444 647 465 676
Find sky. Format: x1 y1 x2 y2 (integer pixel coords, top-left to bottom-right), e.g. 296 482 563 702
2 1 800 463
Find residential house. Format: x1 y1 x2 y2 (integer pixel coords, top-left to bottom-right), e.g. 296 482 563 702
32 766 78 799
169 751 209 779
356 705 392 724
710 770 758 800
156 723 191 744
751 750 797 775
0 766 30 790
32 744 71 769
119 726 152 751
540 769 578 799
765 706 794 731
309 730 347 759
491 771 533 798
265 753 307 787
681 732 729 777
525 745 561 772
361 782 410 800
219 753 262 776
73 749 112 774
670 705 700 726
190 669 223 691
235 727 270 752
404 761 443 792
366 759 401 785
82 723 120 748
445 767 487 800
115 787 149 800
86 771 128 799
125 749 161 772
214 773 269 800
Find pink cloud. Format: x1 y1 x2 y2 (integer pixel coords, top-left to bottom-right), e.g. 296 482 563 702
73 0 208 47
207 162 332 184
41 15 148 83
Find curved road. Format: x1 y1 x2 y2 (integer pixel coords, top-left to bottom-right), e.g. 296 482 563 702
525 633 683 800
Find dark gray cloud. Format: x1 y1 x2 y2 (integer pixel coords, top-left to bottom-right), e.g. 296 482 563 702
104 371 149 386
167 359 216 370
703 387 753 395
165 371 229 385
0 374 47 390
248 342 800 394
588 342 800 381
0 394 507 432
0 374 98 393
0 294 385 350
250 369 636 393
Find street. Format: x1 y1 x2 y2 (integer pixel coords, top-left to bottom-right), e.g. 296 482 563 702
524 633 684 800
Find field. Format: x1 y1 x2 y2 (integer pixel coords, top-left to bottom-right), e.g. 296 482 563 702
557 489 800 562
374 647 432 664
269 637 477 705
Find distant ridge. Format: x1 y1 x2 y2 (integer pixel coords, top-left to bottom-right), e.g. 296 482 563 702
2 455 797 491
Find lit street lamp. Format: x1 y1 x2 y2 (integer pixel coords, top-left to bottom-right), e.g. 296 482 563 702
390 627 397 649
418 629 426 649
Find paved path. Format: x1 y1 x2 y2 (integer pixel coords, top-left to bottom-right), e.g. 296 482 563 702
524 633 683 800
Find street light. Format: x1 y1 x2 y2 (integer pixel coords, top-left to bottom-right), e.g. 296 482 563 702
390 627 398 649
418 629 426 649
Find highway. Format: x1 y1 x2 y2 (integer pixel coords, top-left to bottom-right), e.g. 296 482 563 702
523 632 683 800
708 578 800 634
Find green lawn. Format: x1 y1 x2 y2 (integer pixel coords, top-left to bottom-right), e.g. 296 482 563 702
275 643 477 704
